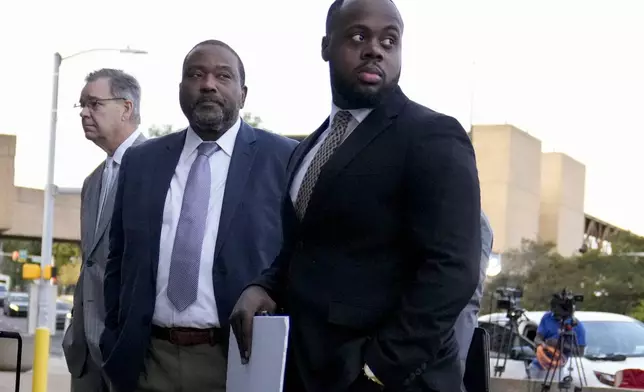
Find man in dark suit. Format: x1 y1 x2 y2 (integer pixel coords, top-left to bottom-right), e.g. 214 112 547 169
230 0 482 391
63 68 146 392
101 40 297 392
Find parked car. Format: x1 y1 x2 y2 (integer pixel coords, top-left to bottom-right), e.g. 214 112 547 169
56 299 72 330
0 284 7 307
479 311 644 389
3 292 29 317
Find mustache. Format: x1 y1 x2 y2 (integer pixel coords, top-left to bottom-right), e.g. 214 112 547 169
195 95 223 106
355 62 384 76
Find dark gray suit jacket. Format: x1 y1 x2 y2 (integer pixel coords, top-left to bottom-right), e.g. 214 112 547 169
63 133 146 379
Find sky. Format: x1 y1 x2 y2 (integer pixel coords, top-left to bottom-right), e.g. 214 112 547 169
0 0 642 234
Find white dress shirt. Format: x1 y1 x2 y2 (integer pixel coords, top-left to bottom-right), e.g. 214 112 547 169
289 105 373 202
153 118 241 328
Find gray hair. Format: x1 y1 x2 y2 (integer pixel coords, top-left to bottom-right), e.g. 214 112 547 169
85 68 141 124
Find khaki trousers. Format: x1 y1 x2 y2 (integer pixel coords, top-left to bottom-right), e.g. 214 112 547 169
135 337 227 392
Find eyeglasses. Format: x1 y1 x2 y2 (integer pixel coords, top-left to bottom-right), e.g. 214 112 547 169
74 97 126 110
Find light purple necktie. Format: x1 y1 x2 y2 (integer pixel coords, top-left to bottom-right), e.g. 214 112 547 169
167 142 219 312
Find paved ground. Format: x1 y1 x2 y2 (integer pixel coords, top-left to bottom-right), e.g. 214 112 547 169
0 356 69 392
0 311 69 391
0 312 64 357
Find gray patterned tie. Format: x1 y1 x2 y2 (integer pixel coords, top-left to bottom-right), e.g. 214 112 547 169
96 158 117 229
295 110 352 220
167 142 219 311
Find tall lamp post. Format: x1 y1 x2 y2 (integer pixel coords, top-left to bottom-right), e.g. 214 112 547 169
33 47 147 392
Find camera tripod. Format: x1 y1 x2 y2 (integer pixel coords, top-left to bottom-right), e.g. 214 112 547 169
493 308 526 377
538 320 588 392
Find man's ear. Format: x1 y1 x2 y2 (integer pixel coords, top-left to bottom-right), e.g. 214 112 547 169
321 36 330 62
123 100 134 122
240 86 248 109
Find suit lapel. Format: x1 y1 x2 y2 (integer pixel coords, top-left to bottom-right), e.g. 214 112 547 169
82 166 103 258
286 119 330 190
88 134 148 258
213 122 257 260
149 130 185 280
281 119 330 219
304 87 408 219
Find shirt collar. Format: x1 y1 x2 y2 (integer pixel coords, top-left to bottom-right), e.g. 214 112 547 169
184 116 242 160
110 129 141 165
330 104 373 126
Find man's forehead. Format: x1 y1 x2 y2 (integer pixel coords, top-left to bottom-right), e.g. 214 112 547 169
337 0 402 30
185 44 238 68
81 78 110 96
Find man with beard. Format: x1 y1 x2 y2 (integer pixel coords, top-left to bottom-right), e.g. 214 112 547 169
230 0 482 391
101 40 297 392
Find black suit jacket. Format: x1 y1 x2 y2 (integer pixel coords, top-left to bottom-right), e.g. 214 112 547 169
253 87 481 392
101 122 297 392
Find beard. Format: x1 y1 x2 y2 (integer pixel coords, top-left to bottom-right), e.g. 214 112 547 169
329 63 399 109
181 94 236 134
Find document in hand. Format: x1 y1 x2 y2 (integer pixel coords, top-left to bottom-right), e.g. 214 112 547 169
227 316 290 392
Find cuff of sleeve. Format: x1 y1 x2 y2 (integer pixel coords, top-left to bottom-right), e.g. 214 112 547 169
364 364 384 386
365 340 421 390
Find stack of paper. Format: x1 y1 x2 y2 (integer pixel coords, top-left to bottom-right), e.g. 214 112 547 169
227 316 290 392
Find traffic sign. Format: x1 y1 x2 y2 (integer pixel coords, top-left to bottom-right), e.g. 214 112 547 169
19 249 28 259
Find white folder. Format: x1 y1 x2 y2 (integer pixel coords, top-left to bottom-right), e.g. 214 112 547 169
227 316 290 392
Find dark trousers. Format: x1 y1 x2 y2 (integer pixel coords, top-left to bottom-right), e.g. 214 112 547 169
71 354 109 392
134 337 227 392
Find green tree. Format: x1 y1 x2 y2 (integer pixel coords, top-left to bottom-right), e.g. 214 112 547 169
0 238 41 291
483 238 644 317
243 112 271 131
0 238 80 292
52 241 81 293
608 231 644 254
148 124 177 138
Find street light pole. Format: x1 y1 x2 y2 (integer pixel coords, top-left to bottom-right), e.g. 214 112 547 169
32 52 62 392
33 47 147 392
39 52 61 327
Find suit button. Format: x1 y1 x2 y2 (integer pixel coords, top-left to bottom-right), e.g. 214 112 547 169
296 241 304 250
421 362 427 370
415 369 422 376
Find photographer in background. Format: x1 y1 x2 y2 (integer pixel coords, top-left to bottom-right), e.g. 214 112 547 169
528 290 586 379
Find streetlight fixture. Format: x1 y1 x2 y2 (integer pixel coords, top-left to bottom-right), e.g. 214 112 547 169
33 46 147 392
486 252 502 277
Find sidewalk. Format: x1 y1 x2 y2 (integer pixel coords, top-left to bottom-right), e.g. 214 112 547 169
0 356 69 392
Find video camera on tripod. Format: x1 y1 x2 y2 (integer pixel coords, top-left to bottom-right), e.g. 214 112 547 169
495 286 524 319
550 288 584 320
539 288 587 392
491 286 527 377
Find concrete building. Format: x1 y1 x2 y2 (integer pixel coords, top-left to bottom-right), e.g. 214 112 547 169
0 134 80 242
471 124 586 256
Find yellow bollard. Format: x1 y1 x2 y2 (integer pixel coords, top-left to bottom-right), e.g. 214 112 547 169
32 327 51 392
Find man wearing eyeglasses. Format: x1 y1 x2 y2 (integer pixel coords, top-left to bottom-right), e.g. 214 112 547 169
63 68 146 392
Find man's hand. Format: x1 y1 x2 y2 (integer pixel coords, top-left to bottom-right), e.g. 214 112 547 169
229 285 276 364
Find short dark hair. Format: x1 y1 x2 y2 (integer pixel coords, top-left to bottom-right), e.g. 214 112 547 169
183 40 246 86
325 0 345 35
325 0 399 35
